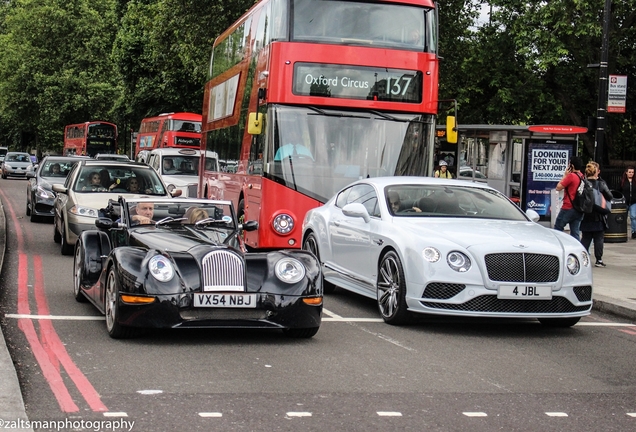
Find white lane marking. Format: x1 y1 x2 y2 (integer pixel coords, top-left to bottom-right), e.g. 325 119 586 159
5 313 635 327
322 308 343 319
137 390 163 395
377 412 402 417
6 314 104 320
287 412 312 417
199 412 223 418
626 413 636 417
352 325 416 352
103 412 128 417
545 412 568 417
463 412 488 417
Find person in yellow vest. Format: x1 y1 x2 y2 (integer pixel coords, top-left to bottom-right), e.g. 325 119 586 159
434 160 453 178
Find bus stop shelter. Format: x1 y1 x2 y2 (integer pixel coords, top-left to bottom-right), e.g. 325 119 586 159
435 124 587 223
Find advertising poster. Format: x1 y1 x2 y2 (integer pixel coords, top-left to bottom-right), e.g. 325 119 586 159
523 140 575 217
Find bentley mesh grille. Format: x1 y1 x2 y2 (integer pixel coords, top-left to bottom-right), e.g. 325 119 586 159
422 283 466 300
573 286 593 302
485 253 559 283
201 250 245 291
421 296 590 314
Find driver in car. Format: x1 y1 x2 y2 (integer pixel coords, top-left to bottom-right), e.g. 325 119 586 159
132 202 154 224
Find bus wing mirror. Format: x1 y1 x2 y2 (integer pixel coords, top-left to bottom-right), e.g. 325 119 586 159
446 116 458 144
248 113 263 135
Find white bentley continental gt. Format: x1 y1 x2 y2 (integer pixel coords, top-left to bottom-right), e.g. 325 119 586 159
302 177 593 327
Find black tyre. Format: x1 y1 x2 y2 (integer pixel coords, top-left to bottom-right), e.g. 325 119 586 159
53 217 61 243
538 317 581 328
377 251 411 325
302 232 336 294
60 220 74 255
73 243 89 303
104 267 137 339
282 327 320 338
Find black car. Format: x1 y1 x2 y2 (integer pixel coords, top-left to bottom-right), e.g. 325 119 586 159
73 197 323 339
26 156 89 222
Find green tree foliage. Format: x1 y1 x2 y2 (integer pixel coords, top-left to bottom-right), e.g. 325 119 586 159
0 0 119 153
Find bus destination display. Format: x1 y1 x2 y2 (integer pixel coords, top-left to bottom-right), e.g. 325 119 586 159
293 63 422 103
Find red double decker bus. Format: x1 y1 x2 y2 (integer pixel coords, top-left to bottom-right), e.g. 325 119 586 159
63 121 118 157
134 112 202 156
200 0 439 249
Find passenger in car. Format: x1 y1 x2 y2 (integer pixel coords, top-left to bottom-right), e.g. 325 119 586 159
187 208 209 224
82 171 107 191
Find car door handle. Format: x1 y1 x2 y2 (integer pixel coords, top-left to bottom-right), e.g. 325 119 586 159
372 238 384 246
334 221 341 227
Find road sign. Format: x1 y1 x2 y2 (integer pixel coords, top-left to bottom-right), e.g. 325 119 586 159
608 75 627 113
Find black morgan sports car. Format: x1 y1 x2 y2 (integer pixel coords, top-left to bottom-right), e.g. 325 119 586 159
73 197 323 338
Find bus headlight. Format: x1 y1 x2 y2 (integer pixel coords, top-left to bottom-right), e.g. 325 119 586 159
272 213 294 235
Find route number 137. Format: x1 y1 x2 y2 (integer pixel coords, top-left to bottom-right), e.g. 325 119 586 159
386 76 414 96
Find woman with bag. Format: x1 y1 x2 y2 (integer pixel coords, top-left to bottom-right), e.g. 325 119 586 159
580 162 613 267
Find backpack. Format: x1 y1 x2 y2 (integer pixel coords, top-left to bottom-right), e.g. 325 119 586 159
568 173 594 214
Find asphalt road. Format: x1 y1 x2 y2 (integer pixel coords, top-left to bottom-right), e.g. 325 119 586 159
1 178 636 432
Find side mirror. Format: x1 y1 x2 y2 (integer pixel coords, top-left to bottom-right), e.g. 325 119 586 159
52 184 67 194
240 220 258 231
446 116 458 144
248 112 263 135
525 209 540 222
171 189 183 197
95 217 120 230
26 171 35 179
342 203 370 223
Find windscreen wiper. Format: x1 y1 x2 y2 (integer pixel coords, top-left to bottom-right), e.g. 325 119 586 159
307 106 369 119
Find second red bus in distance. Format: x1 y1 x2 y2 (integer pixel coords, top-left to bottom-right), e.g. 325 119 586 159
135 112 202 156
63 121 118 157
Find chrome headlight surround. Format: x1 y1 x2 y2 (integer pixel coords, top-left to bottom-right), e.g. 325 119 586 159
274 258 306 284
69 205 99 218
148 255 175 282
422 247 441 263
566 254 580 275
272 213 294 235
447 251 471 272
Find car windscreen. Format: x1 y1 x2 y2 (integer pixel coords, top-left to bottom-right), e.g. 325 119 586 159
124 200 235 229
385 185 528 221
73 165 166 195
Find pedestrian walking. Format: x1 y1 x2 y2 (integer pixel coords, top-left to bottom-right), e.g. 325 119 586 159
619 166 636 239
580 162 612 267
554 156 585 241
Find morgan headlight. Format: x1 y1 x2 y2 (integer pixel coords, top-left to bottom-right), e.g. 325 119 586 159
567 254 580 275
275 258 305 284
69 205 99 218
149 255 175 282
447 251 471 272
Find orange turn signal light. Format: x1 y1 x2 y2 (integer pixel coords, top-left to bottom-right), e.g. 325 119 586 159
120 295 156 304
302 297 323 306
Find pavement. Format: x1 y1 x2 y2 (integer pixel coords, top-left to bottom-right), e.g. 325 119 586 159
0 201 635 426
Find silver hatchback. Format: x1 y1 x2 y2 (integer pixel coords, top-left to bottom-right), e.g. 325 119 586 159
2 152 34 179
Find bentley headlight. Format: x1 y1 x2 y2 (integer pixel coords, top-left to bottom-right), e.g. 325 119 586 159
275 258 305 284
422 247 441 263
69 205 99 218
567 254 580 275
149 255 175 282
447 251 471 272
580 251 590 267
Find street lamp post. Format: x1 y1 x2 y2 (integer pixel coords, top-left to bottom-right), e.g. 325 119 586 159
594 0 612 168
